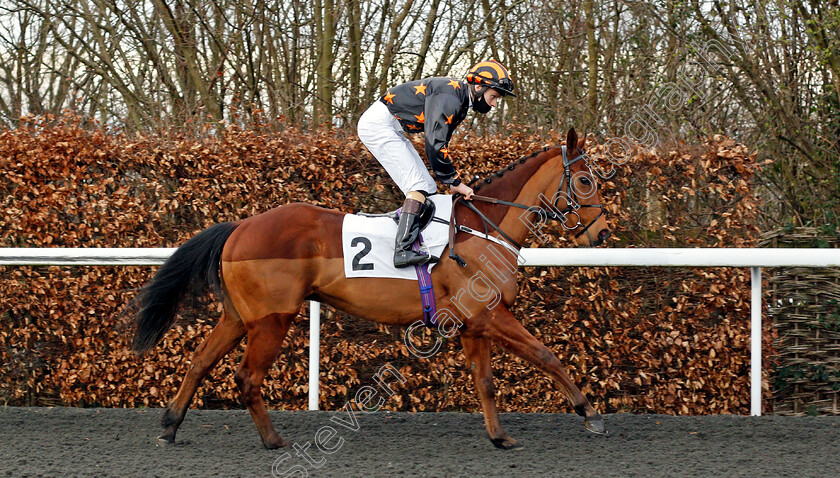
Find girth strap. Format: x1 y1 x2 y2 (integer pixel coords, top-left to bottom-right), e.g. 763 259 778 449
411 236 437 327
394 208 438 327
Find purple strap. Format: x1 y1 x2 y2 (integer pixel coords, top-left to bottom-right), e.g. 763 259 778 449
396 207 437 327
411 236 437 327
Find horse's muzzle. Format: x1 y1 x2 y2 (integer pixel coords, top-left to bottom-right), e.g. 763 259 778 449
599 229 611 242
590 228 611 247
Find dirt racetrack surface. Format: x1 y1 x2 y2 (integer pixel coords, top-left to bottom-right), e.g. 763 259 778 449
1 407 838 477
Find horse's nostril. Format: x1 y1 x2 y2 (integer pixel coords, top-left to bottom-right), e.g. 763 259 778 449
599 229 611 241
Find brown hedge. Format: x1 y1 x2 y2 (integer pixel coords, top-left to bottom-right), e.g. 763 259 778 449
1 115 770 415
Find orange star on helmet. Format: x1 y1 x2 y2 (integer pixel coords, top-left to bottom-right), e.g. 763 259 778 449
384 92 396 104
414 83 427 95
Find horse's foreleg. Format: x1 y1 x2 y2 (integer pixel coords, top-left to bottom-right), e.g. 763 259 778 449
158 307 245 446
479 307 607 435
235 312 295 449
460 335 518 449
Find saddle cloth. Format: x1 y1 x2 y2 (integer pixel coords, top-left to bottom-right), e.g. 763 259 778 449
342 194 453 280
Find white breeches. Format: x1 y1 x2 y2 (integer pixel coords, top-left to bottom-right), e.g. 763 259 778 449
357 101 437 196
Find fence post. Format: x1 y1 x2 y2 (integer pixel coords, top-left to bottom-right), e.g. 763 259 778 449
308 301 321 411
751 267 762 416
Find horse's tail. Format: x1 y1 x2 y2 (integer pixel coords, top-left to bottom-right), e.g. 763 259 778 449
132 222 238 354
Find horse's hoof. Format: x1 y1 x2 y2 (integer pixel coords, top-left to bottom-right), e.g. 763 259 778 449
263 437 290 449
156 436 175 447
490 435 520 450
584 417 608 435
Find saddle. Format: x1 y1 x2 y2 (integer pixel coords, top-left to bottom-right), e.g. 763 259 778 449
357 197 438 231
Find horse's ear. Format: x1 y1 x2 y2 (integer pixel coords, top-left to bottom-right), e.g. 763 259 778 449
577 131 586 151
566 128 578 153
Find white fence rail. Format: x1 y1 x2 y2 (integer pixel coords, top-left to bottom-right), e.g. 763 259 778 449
4 247 840 416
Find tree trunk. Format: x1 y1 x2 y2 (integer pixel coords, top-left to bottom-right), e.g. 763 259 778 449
585 0 598 129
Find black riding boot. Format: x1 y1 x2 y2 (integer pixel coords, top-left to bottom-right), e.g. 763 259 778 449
394 198 430 268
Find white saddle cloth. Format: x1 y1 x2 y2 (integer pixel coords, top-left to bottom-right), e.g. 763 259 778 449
342 194 453 280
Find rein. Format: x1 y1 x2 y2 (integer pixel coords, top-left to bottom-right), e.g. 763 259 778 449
447 145 604 267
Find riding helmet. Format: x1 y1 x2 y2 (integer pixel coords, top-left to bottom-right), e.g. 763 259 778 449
466 59 516 97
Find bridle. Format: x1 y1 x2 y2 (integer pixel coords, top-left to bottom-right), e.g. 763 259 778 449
553 145 605 240
447 145 604 267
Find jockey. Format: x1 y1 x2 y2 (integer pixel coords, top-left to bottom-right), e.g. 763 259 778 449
358 59 516 268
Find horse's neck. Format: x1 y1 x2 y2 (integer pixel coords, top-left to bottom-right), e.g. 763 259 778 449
467 150 561 247
496 160 561 245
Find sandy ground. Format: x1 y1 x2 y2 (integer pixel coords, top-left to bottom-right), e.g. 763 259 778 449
1 407 838 477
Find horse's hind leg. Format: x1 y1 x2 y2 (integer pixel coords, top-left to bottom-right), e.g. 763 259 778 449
461 335 519 449
235 312 296 449
158 301 245 446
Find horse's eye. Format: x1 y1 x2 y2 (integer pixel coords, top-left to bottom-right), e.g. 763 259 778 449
580 177 591 186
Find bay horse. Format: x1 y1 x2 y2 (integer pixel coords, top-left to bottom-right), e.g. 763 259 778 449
131 127 611 450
